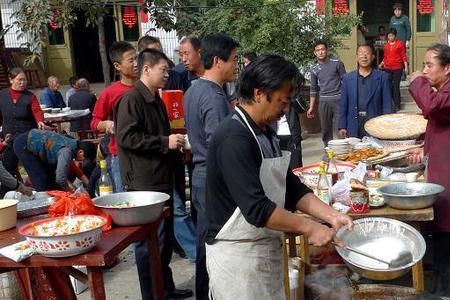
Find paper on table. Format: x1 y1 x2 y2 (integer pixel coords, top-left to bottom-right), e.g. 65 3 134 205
0 240 35 262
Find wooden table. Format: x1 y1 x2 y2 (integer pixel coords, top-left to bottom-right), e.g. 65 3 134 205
289 206 433 299
0 208 170 300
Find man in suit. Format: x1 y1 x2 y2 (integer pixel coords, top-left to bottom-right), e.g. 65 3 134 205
339 44 393 138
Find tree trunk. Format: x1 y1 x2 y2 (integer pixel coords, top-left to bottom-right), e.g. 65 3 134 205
96 9 111 86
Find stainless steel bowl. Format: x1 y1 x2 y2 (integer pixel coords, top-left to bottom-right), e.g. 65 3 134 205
378 182 444 210
335 217 426 280
94 191 169 226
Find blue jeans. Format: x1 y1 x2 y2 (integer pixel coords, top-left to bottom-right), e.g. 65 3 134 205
173 187 196 262
109 155 123 193
192 184 209 300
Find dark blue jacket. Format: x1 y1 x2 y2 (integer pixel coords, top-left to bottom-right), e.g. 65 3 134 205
40 87 66 108
338 69 392 137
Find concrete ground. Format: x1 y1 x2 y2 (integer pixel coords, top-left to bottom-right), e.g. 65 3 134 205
32 82 424 299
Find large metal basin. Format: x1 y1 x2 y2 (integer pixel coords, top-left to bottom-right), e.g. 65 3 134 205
94 191 169 226
335 218 426 280
378 182 444 210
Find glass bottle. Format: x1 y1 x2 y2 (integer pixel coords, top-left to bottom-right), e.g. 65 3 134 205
326 149 339 185
316 162 331 205
98 160 113 196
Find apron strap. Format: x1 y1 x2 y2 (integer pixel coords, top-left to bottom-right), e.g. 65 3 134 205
234 107 264 159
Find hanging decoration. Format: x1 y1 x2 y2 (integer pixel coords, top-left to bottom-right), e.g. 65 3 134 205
123 6 138 29
333 0 350 16
316 0 325 15
417 0 434 15
139 0 149 23
49 10 60 30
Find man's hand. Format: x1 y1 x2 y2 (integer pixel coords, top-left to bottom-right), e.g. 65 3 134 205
406 40 410 49
18 183 33 197
307 107 315 119
169 134 185 150
404 67 409 77
378 62 384 69
406 147 424 164
305 222 337 247
339 129 347 139
410 71 424 83
104 121 115 135
327 211 353 232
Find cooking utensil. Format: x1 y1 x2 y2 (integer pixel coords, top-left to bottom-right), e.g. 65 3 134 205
94 191 169 226
378 182 444 210
19 215 106 257
335 217 426 280
343 246 412 268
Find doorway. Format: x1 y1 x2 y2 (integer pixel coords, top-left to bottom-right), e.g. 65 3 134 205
70 8 116 83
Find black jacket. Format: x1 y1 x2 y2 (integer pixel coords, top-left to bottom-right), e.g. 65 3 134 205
114 81 173 191
68 89 96 132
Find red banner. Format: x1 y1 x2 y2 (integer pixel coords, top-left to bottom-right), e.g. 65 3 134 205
417 0 434 15
123 7 138 29
333 0 350 16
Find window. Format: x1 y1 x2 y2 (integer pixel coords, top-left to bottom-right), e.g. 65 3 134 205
48 25 65 45
417 0 435 32
121 6 139 41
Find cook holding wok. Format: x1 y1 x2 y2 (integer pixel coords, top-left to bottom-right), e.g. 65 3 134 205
204 54 353 299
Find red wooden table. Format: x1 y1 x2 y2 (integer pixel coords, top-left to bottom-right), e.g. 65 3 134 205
0 208 169 300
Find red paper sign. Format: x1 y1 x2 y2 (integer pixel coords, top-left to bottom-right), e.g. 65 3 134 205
417 0 434 15
139 0 148 23
316 0 325 15
333 0 349 16
161 90 185 127
123 7 138 29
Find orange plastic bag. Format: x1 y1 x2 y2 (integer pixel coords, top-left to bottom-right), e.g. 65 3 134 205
47 190 112 231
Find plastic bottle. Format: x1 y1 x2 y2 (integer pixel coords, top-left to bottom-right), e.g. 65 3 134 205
326 149 339 185
316 162 331 205
98 160 113 196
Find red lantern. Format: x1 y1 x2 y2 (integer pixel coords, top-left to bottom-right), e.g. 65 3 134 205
123 7 138 29
49 10 60 30
139 0 148 23
333 0 350 16
417 0 434 15
316 0 325 15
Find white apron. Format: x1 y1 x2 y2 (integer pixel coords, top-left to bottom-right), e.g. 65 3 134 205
206 107 291 300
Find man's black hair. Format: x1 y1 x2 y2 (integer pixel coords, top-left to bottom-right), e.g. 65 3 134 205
314 39 328 50
200 33 239 70
243 51 258 63
109 41 135 63
427 44 450 67
388 28 398 36
238 54 302 104
137 35 162 52
356 44 374 54
68 75 78 87
137 48 169 74
77 141 97 161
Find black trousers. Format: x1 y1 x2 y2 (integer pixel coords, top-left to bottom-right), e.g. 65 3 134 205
432 232 450 296
192 183 209 300
386 68 403 111
132 188 175 300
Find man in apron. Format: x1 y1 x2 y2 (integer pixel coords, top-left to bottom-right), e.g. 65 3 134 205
205 54 353 299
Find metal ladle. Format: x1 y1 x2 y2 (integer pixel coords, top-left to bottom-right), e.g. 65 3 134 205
344 245 413 268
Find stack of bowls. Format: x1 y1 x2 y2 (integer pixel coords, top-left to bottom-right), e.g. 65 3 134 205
327 139 352 155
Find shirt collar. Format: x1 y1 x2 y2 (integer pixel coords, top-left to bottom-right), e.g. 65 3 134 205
136 80 157 103
235 105 277 138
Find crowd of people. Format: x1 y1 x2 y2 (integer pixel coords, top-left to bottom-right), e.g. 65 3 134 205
0 2 449 296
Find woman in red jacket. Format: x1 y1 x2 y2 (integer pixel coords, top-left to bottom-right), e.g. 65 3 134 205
0 67 44 182
379 28 408 111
